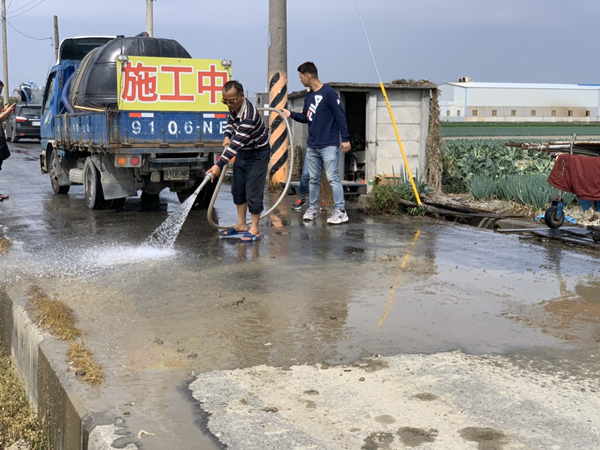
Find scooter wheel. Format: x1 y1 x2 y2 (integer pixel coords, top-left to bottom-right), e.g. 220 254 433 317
544 206 565 229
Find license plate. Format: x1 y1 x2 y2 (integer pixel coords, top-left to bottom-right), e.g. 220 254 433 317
163 167 189 180
32 121 40 126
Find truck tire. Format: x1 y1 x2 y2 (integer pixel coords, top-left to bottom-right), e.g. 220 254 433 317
50 149 70 194
83 157 106 210
177 178 217 209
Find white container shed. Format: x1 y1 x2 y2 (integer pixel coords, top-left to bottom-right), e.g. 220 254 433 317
285 81 437 191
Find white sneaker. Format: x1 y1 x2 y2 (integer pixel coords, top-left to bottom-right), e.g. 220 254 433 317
303 207 318 221
327 210 349 224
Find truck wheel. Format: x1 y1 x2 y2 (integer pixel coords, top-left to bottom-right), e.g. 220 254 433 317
83 158 106 210
50 150 70 194
177 179 217 209
544 206 565 229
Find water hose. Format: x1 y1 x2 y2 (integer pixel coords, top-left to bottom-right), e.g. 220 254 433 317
61 74 76 114
196 107 294 230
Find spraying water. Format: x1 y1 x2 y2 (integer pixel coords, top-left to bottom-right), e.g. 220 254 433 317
145 192 198 249
145 173 212 249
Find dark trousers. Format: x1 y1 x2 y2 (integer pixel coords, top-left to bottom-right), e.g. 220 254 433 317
231 145 270 215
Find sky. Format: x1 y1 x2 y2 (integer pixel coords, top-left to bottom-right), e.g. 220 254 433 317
2 0 600 98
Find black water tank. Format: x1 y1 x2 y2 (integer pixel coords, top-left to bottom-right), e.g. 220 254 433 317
71 37 192 108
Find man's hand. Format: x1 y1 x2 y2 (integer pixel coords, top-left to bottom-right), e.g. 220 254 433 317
208 164 221 182
222 136 231 148
282 109 291 119
341 142 351 153
0 103 15 121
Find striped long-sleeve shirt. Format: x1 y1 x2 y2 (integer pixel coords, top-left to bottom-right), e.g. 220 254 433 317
216 99 269 169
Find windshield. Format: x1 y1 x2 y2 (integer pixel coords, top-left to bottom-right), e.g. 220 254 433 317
20 106 41 117
60 37 114 62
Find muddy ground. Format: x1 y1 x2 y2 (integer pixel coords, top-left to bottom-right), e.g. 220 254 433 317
1 142 600 449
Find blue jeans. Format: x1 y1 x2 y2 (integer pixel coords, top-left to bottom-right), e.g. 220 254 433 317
299 157 309 199
306 145 345 211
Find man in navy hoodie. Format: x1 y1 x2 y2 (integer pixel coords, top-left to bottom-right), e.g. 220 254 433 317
283 62 351 224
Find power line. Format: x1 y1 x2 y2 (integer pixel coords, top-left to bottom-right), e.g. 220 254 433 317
7 19 50 41
7 0 39 15
7 0 44 19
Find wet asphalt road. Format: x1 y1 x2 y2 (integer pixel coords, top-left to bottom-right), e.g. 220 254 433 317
2 141 600 449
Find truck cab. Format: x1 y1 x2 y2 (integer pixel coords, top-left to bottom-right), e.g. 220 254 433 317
41 37 114 161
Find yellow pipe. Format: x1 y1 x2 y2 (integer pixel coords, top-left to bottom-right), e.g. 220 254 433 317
379 82 422 206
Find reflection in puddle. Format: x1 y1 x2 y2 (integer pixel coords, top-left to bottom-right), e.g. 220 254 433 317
504 279 600 343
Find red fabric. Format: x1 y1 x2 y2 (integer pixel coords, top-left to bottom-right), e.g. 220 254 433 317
547 154 600 200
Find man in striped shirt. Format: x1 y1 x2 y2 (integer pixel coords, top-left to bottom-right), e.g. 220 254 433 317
209 80 270 242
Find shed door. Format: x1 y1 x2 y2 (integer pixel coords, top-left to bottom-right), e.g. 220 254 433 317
340 91 367 182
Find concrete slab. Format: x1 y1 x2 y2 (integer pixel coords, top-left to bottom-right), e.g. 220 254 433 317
190 351 600 449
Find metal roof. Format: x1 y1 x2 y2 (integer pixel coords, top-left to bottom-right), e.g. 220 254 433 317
442 82 600 90
288 81 437 99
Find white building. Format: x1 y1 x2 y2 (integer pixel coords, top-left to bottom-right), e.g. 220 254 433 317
439 81 600 123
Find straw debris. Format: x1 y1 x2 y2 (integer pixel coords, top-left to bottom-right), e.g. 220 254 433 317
67 341 103 385
426 88 443 194
28 286 81 341
0 236 12 255
27 285 103 385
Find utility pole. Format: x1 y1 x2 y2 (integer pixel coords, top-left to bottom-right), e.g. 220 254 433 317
1 0 8 107
53 16 59 62
146 0 154 37
266 0 288 188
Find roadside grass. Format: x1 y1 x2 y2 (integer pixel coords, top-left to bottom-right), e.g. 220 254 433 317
0 348 48 450
28 286 104 385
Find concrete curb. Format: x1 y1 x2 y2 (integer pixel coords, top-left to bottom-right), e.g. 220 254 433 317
0 287 133 450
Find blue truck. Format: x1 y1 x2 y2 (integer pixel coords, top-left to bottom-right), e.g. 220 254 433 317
39 35 230 209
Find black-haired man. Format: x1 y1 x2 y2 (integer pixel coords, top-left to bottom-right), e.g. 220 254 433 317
283 62 351 224
209 80 270 242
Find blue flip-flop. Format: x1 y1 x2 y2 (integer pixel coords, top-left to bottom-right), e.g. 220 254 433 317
240 232 261 243
219 227 246 239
